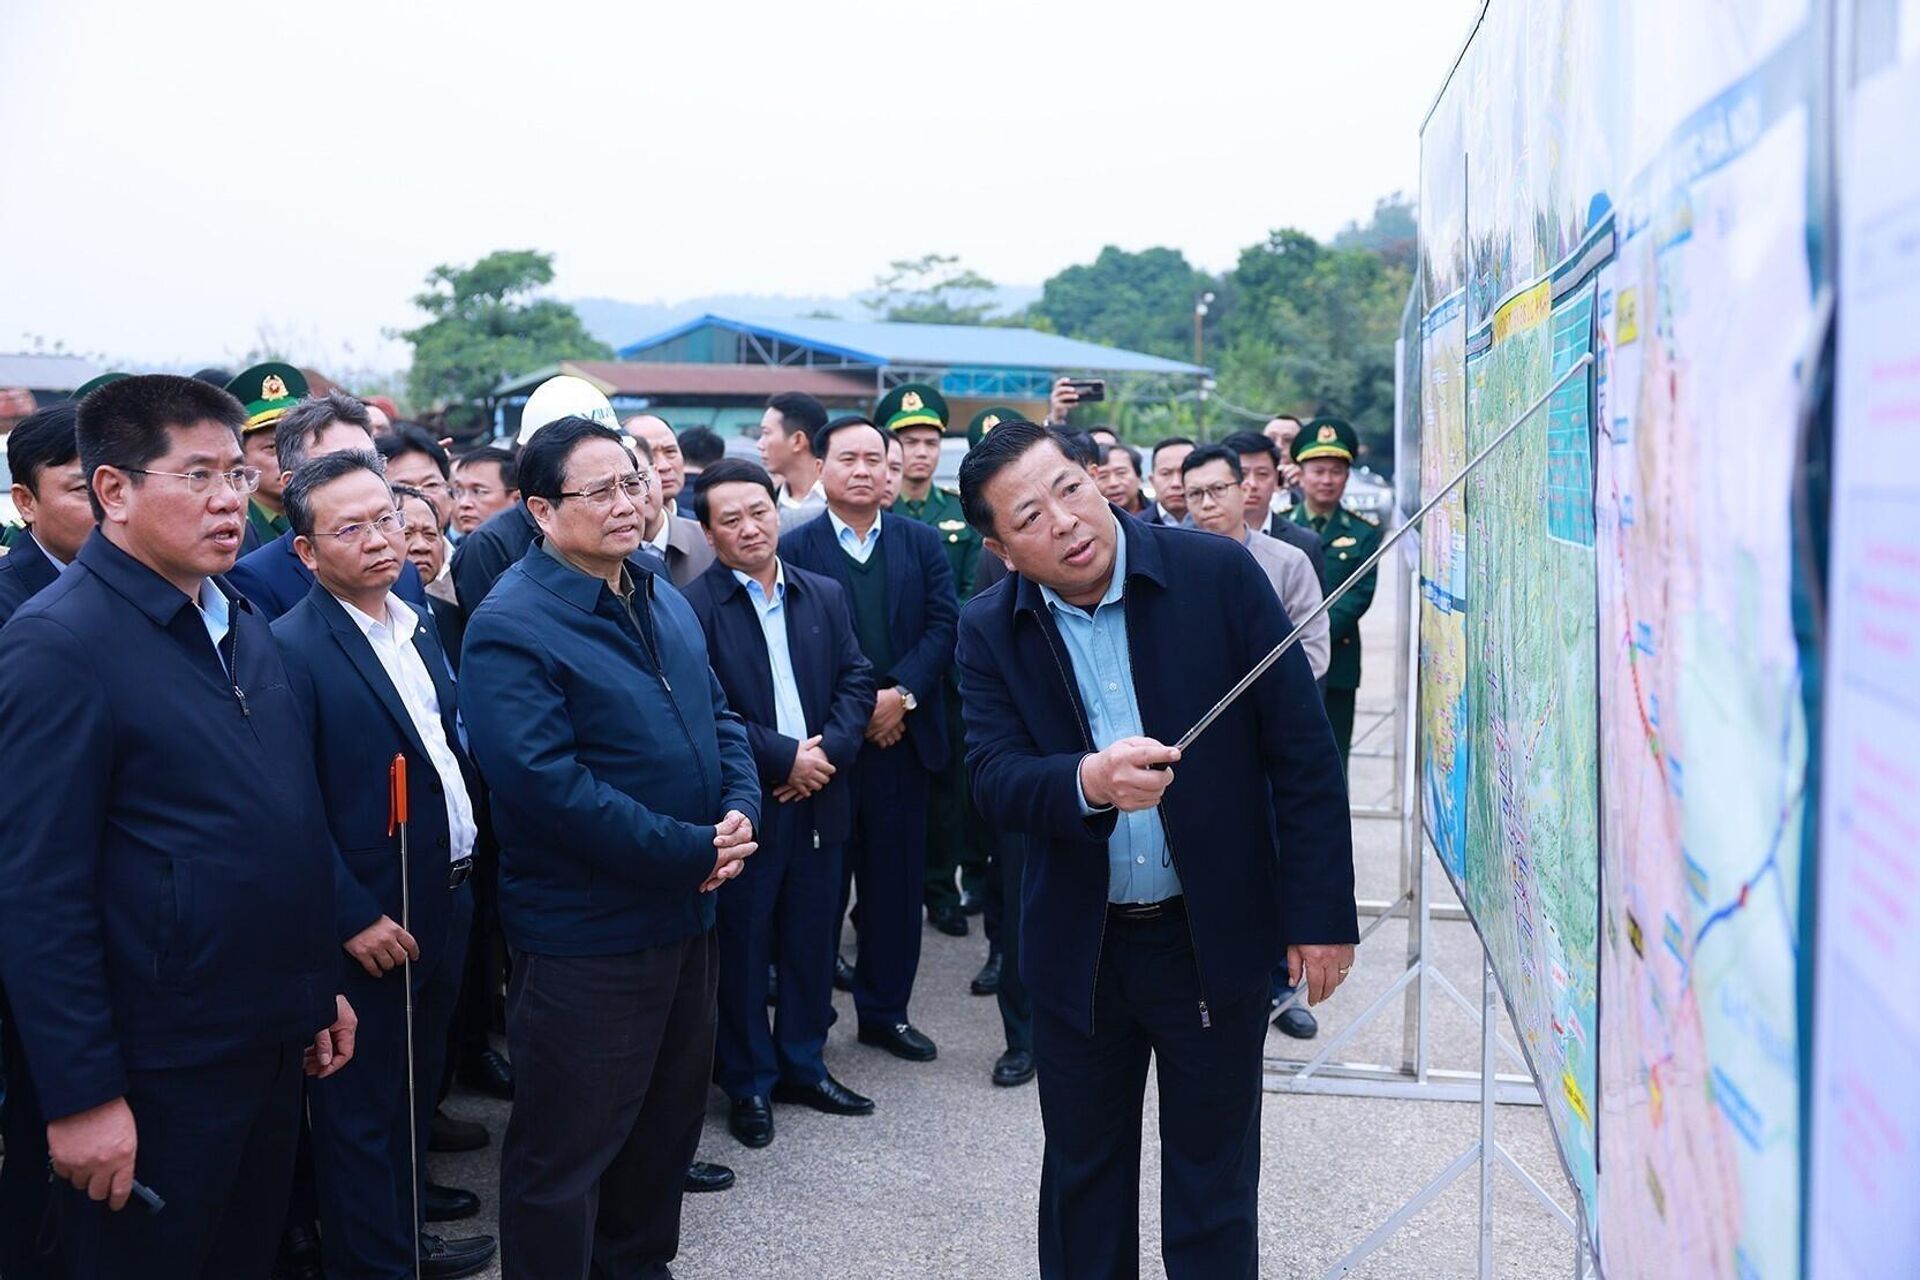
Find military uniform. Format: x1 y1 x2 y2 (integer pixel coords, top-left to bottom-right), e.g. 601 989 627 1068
225 364 306 553
879 385 991 925
1288 418 1381 767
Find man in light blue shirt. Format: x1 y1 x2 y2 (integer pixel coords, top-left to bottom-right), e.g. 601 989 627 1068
1039 513 1183 905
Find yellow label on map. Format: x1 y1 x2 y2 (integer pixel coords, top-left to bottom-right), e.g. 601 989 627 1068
1617 288 1640 344
1562 1069 1592 1127
1492 281 1551 343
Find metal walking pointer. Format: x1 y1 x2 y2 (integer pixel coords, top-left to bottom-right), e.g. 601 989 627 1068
388 753 422 1280
1169 353 1595 756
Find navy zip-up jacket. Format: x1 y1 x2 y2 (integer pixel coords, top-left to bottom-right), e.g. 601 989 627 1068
955 511 1358 1033
459 544 761 957
0 532 338 1120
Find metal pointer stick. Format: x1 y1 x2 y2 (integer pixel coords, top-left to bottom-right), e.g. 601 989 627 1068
389 753 422 1280
1168 352 1595 756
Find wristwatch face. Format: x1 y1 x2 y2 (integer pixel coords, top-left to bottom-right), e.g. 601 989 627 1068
899 689 917 711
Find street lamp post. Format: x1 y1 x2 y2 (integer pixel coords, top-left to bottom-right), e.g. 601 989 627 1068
1193 291 1214 438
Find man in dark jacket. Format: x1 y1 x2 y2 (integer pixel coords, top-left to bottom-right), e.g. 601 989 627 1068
459 417 760 1278
0 374 356 1280
273 452 495 1280
683 459 878 1149
780 415 958 1064
953 420 1357 1280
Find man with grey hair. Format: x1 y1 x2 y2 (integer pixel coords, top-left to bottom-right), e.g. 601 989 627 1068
227 391 428 619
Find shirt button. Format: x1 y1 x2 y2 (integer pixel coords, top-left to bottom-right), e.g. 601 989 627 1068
1136 855 1146 864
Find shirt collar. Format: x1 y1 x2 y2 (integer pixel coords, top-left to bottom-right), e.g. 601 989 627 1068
645 515 672 553
336 591 417 641
731 560 786 605
828 508 881 547
1038 509 1128 619
531 536 645 611
30 530 70 571
197 576 231 629
778 478 825 508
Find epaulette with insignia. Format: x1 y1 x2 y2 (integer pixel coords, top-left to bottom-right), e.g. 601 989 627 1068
1345 507 1381 527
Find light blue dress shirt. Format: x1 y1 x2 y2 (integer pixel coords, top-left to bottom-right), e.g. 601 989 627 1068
197 578 231 669
1038 517 1182 904
828 509 882 565
734 565 809 741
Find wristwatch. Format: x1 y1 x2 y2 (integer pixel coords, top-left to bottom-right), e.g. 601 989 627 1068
897 688 918 712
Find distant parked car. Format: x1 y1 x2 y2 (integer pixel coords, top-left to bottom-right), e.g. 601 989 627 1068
1343 467 1393 518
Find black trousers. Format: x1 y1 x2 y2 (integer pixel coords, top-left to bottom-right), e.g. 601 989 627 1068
445 836 505 1085
55 1041 306 1280
993 834 1033 1054
311 885 472 1280
714 799 842 1100
0 1002 59 1278
500 934 717 1280
923 682 992 915
835 743 930 1027
1032 914 1269 1280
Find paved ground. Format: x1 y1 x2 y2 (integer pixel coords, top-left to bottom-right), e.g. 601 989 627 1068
430 579 1584 1278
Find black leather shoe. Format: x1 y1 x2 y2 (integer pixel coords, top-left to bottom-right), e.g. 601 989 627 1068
992 1049 1037 1088
729 1096 774 1148
772 1075 875 1116
273 1223 324 1280
927 905 969 937
959 889 986 916
425 1182 480 1222
420 1231 497 1279
833 955 855 992
1271 989 1319 1040
428 1106 488 1153
970 951 1002 996
767 963 779 1007
458 1047 515 1099
685 1160 735 1193
857 1021 938 1062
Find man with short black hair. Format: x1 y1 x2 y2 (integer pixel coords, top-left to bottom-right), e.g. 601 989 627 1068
954 419 1356 1279
376 424 455 532
684 458 878 1148
274 451 496 1280
451 446 518 536
1146 437 1195 525
1220 429 1326 580
677 425 725 478
227 391 427 618
627 423 715 587
0 374 357 1280
781 416 958 1063
759 393 828 530
1264 415 1305 505
0 401 92 619
1097 443 1148 516
461 417 760 1278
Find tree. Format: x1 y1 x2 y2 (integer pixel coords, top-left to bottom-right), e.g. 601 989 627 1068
862 253 1000 325
1021 246 1216 362
399 250 610 431
1332 193 1417 273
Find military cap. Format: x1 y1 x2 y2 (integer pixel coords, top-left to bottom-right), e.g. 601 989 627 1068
73 372 131 399
225 363 310 435
875 383 949 435
1293 416 1358 465
966 405 1020 449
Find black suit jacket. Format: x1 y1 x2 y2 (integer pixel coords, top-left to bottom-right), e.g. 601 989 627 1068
0 531 60 623
273 584 478 956
228 529 427 620
681 559 876 845
779 512 957 775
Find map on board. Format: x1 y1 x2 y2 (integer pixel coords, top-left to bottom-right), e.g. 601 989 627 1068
1592 56 1812 1280
1419 290 1470 884
1463 277 1601 1214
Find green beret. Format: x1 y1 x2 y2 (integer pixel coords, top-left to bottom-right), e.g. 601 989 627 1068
73 372 131 399
875 383 949 434
967 406 1020 449
1293 416 1357 465
225 362 310 435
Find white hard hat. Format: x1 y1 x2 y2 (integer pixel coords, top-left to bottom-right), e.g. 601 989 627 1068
518 374 618 445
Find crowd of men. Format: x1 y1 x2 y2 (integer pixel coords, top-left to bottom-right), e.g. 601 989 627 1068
0 364 1379 1279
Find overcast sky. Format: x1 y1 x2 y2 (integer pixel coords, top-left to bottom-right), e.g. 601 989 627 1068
0 0 1481 373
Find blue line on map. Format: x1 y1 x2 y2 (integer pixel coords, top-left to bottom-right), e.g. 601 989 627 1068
1710 1065 1765 1153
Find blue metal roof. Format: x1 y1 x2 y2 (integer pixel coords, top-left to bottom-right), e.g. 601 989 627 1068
616 313 1208 376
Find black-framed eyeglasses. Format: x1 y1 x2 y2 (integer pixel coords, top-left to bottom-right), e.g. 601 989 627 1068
124 466 262 495
556 472 650 508
1186 480 1242 507
317 511 406 542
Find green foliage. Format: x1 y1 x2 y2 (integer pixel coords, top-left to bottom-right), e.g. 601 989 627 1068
399 250 610 431
863 253 1000 325
1020 246 1213 361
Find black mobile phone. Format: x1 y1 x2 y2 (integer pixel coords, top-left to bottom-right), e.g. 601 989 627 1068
1063 378 1106 404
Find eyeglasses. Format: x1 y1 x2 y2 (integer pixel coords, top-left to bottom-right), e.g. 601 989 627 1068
557 472 650 508
317 511 406 542
124 466 262 495
1186 480 1242 507
451 483 498 501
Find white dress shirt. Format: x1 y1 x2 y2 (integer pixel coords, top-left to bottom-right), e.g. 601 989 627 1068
339 592 477 864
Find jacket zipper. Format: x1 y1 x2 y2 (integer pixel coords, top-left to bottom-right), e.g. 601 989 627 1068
226 615 250 720
1037 615 1108 1037
626 589 709 795
1120 602 1211 1030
